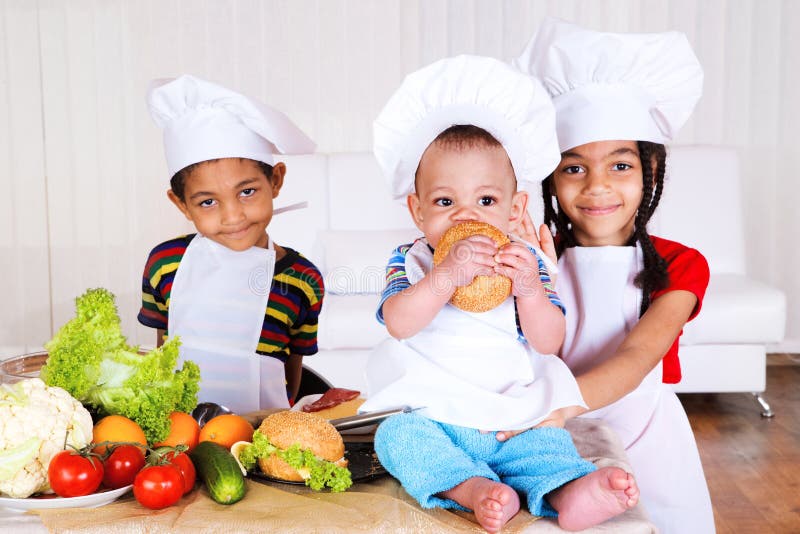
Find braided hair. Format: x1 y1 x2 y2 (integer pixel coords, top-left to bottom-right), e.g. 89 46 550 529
541 141 669 316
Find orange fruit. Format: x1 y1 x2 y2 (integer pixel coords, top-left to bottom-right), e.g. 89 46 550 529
153 411 201 452
92 415 148 454
198 414 254 449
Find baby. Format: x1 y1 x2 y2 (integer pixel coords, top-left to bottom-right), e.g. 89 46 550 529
361 55 639 532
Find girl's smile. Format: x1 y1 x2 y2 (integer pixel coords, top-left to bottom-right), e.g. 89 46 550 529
577 203 622 216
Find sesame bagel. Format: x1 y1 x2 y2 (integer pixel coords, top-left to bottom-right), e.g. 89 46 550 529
433 221 512 313
256 410 347 482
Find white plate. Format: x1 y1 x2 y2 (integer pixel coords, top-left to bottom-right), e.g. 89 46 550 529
291 393 324 411
292 394 376 435
0 485 133 513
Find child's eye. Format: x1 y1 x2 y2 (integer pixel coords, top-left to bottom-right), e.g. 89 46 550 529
434 198 453 207
613 163 633 171
478 196 496 207
240 188 256 197
562 165 583 174
198 199 216 208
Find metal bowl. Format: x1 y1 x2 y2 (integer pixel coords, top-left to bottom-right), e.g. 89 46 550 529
0 352 229 427
0 351 48 384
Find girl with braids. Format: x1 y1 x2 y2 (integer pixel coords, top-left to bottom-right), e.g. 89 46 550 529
510 19 715 534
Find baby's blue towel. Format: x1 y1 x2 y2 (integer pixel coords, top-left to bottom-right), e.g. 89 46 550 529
374 412 596 517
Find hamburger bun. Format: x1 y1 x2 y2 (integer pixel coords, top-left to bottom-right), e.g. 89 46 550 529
433 221 512 312
256 410 347 482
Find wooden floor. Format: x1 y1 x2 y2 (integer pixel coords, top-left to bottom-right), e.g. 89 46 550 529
679 356 800 533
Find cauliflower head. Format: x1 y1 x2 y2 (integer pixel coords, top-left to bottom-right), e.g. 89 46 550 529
0 378 94 498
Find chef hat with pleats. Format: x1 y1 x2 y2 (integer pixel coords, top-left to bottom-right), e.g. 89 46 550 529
373 55 560 200
512 17 703 152
147 75 316 177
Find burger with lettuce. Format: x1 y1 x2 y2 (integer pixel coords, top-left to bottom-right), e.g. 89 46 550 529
237 410 352 492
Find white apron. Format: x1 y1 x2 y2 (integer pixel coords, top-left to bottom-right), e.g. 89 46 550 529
168 234 289 414
361 240 585 431
558 245 715 534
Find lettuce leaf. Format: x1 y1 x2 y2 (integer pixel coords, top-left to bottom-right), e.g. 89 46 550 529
239 430 352 492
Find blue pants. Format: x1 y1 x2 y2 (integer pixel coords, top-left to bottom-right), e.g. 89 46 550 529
374 412 596 517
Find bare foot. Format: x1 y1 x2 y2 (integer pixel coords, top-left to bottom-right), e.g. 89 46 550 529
441 477 521 533
547 467 639 532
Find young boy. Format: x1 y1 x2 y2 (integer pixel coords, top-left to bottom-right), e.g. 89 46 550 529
360 55 639 533
138 75 323 413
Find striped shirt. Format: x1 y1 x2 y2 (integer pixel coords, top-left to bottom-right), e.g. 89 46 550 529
376 239 564 342
138 234 324 361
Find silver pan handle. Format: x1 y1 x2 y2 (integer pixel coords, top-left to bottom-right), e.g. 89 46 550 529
329 406 423 431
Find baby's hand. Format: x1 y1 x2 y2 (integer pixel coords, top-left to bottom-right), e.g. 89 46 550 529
493 242 542 298
437 235 498 288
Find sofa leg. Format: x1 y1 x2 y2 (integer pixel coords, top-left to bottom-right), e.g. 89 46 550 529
751 393 774 418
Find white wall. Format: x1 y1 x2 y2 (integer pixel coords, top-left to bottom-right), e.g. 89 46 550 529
1 0 797 352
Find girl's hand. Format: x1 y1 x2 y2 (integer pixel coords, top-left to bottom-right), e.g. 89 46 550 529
495 406 585 442
495 416 563 442
516 213 557 275
494 428 526 442
516 211 540 246
537 223 557 270
495 413 565 442
494 242 543 298
438 235 498 288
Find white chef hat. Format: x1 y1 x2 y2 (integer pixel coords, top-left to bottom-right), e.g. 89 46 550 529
512 17 703 152
147 75 316 177
373 55 560 200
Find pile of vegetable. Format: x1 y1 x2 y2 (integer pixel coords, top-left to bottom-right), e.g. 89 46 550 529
0 288 255 507
47 437 197 509
45 411 245 508
1 385 244 508
0 378 94 498
40 288 201 444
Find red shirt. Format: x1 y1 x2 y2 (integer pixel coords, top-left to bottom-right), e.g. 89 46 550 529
650 236 710 383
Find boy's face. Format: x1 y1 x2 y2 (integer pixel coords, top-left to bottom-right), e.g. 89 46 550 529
168 158 284 251
407 142 527 248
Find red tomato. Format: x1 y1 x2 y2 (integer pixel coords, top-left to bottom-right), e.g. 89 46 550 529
166 451 196 495
48 451 104 497
133 464 184 510
103 445 146 489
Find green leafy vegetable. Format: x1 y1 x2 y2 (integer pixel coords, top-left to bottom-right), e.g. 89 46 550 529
40 288 201 443
239 431 274 471
239 430 352 492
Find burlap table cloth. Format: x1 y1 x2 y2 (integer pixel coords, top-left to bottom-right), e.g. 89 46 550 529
31 419 656 533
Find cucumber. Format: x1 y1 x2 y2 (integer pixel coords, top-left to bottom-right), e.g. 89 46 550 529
189 441 246 504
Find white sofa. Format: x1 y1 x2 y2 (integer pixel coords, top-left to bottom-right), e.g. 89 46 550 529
270 146 786 416
651 146 785 415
